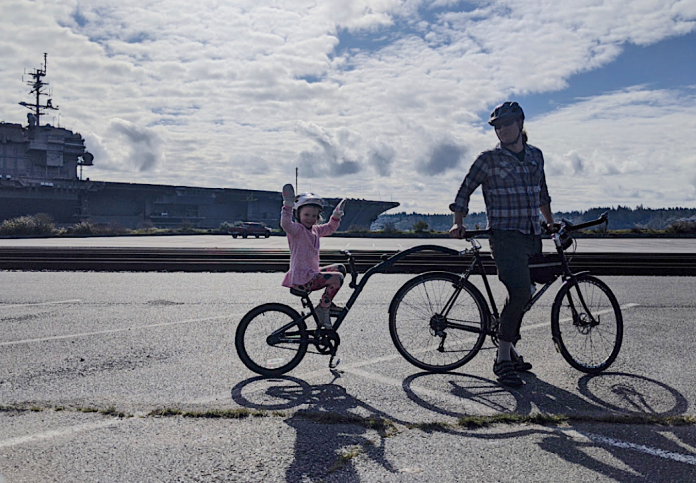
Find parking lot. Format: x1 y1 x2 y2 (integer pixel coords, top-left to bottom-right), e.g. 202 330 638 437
0 269 695 481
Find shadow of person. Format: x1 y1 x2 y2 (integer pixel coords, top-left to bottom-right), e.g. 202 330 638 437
231 374 401 482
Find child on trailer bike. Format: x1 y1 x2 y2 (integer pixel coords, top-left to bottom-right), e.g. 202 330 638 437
280 184 347 329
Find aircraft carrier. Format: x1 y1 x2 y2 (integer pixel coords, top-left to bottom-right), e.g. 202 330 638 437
0 55 398 230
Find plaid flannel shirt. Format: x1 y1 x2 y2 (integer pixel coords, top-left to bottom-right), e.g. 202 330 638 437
451 143 551 235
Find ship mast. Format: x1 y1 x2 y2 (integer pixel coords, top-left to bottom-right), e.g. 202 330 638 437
19 53 59 127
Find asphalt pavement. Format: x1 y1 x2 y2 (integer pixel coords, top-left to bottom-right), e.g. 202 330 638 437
1 269 695 482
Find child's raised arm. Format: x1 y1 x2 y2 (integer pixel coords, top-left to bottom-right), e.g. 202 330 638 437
315 198 347 237
280 184 300 234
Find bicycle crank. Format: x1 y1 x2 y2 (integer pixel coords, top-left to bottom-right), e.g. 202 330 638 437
314 330 341 355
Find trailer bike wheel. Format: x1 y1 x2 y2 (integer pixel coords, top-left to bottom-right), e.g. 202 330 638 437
235 303 308 377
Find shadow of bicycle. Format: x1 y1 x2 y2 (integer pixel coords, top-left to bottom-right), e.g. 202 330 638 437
400 370 694 481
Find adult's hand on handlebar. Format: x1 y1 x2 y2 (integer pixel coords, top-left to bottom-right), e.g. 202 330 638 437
449 224 466 239
541 221 562 234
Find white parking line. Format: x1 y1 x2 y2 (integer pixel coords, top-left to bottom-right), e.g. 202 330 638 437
557 303 639 323
0 299 82 309
0 315 233 347
561 429 696 466
0 420 121 449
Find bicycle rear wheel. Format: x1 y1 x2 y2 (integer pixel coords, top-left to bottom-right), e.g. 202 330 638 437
235 303 308 377
389 272 489 372
551 275 623 373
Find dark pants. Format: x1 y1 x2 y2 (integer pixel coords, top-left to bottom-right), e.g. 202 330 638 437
489 229 541 344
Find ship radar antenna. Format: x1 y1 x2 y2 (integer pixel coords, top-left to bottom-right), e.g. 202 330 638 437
19 53 59 127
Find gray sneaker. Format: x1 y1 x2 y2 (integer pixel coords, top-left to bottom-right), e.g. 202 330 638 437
315 305 332 329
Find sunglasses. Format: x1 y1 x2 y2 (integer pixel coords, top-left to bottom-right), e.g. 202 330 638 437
494 119 518 129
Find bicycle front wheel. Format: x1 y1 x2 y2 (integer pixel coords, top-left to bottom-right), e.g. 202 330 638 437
389 272 489 372
551 275 623 373
235 303 308 377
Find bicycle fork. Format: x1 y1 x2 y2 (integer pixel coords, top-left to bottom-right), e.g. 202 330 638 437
566 281 600 330
551 277 599 353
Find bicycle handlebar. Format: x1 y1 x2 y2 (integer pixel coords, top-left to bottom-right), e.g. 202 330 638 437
562 211 608 232
463 229 490 239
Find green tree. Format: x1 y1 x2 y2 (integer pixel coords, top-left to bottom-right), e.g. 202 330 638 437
413 220 428 232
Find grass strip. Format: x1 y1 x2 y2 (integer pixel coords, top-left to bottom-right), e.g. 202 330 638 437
149 407 267 419
3 404 695 429
456 413 696 429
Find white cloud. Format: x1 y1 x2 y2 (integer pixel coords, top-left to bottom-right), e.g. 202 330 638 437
106 118 165 172
534 86 696 209
1 0 695 214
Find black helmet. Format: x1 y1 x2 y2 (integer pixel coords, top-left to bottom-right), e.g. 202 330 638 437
489 101 524 126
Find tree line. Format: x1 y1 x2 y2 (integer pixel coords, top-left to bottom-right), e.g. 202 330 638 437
374 205 696 233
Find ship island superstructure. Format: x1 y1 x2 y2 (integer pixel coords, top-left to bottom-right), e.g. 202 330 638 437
0 55 398 230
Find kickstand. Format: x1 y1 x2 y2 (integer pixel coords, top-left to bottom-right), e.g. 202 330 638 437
329 354 341 369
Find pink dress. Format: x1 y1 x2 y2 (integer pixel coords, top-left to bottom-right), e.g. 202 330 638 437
280 206 340 287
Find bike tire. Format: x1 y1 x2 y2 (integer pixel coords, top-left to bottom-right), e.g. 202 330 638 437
389 272 490 373
235 303 308 377
551 275 623 373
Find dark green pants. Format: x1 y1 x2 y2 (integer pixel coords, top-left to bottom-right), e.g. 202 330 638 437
489 229 541 344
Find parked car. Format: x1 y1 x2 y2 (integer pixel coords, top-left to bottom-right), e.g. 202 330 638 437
229 221 271 238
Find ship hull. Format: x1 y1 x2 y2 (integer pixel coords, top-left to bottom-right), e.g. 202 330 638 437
0 180 399 230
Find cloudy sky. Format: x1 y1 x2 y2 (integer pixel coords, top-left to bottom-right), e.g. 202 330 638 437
1 0 696 215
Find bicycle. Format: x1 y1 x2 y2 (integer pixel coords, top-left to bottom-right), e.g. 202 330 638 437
388 212 623 374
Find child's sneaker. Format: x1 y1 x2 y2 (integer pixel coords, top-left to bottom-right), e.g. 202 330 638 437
329 302 344 317
315 305 332 329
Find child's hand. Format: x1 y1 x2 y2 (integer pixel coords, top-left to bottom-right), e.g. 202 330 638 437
332 198 347 219
282 184 295 207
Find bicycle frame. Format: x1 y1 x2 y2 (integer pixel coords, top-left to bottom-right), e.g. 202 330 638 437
435 212 609 335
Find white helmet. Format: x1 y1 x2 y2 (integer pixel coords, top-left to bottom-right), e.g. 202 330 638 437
294 192 324 211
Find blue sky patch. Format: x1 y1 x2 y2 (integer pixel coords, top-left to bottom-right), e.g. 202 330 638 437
520 31 696 120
